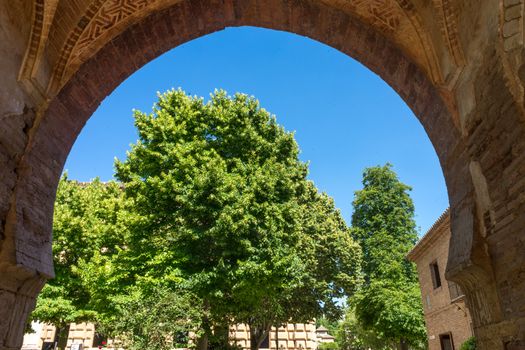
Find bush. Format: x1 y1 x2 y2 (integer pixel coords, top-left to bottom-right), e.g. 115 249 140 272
319 342 339 350
460 337 476 350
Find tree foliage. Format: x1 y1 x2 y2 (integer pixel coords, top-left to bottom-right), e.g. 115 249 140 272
36 89 363 350
114 89 362 349
337 308 393 350
104 284 202 350
31 177 125 347
33 172 202 350
349 164 426 349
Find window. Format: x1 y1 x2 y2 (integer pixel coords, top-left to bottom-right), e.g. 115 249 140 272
439 333 454 350
430 261 442 289
260 334 270 349
448 281 464 300
42 342 54 350
92 332 107 347
175 331 189 347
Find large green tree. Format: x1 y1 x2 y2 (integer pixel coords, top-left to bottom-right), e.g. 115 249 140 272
349 164 426 350
34 176 202 350
31 176 125 349
114 89 362 350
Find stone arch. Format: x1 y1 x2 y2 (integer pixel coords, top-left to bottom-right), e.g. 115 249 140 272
1 1 524 349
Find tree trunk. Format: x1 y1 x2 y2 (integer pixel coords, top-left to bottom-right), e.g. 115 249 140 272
212 322 230 350
274 325 279 350
249 324 270 350
197 333 209 350
398 338 409 350
197 300 211 350
54 324 70 350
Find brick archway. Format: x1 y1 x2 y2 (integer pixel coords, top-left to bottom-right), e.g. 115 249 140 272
1 1 524 349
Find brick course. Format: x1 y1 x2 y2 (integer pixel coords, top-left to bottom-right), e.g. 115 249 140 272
408 210 474 350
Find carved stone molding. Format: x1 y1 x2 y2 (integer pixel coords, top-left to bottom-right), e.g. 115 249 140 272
432 0 466 89
48 0 178 95
433 0 465 67
47 0 106 95
331 0 445 85
37 0 454 98
393 0 445 85
352 0 402 32
18 0 59 102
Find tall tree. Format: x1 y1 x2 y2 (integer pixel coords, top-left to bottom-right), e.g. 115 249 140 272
349 164 426 350
114 89 362 350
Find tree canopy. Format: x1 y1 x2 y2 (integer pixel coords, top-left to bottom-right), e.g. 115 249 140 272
36 90 422 350
114 89 362 349
31 177 125 347
349 164 426 349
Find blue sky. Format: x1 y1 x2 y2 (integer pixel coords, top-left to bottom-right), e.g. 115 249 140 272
64 26 448 235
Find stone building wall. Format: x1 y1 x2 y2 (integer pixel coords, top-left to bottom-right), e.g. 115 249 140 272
23 322 106 350
231 323 319 350
23 322 326 350
408 210 474 350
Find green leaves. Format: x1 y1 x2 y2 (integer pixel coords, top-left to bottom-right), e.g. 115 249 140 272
32 176 126 328
32 285 95 328
352 280 426 346
106 285 203 350
41 89 364 350
460 337 477 350
115 89 362 348
349 164 426 348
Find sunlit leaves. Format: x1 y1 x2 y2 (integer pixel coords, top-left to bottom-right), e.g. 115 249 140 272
32 176 126 328
115 89 362 348
349 164 426 348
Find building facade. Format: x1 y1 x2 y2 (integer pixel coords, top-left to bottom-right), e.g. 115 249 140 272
232 323 329 350
407 209 473 350
23 322 333 350
22 322 110 350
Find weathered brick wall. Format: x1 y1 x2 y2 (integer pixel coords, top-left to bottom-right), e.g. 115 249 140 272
0 2 48 349
409 213 474 350
0 1 35 264
462 44 525 349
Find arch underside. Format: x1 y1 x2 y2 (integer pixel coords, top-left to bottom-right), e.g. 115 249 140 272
0 1 524 349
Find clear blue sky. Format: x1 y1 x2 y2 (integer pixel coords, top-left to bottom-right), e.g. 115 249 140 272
64 26 448 235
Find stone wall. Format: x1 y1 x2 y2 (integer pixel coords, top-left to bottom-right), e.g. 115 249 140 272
408 210 474 349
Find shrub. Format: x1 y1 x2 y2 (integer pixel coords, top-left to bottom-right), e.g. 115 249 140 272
460 337 476 350
319 342 339 350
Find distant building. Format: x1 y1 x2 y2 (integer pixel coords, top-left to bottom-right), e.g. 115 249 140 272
407 209 473 350
313 326 334 344
23 322 333 350
232 323 323 350
22 322 111 350
21 322 43 350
